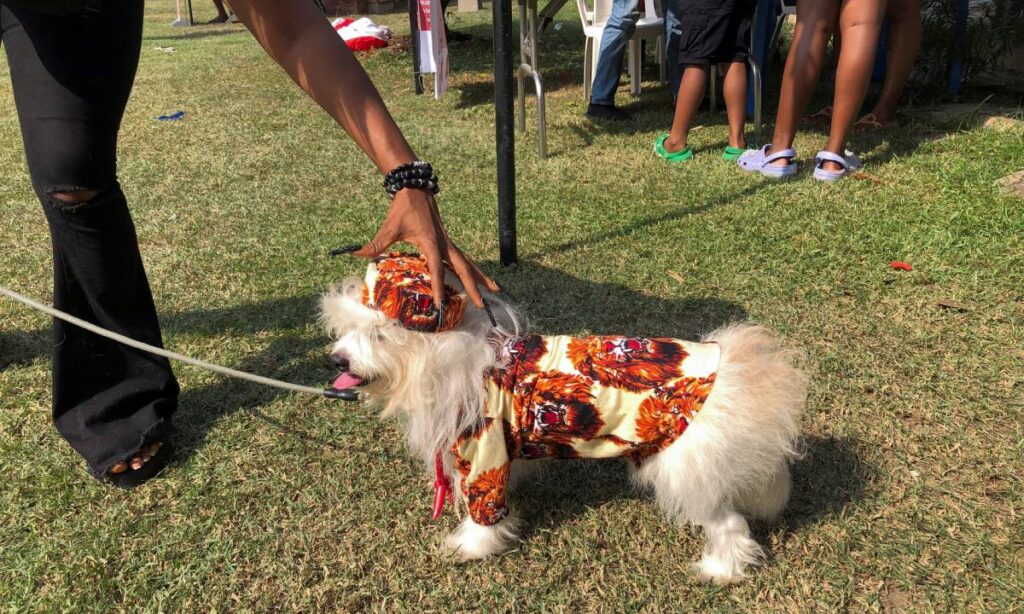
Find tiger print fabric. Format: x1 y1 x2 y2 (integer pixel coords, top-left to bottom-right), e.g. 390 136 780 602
453 334 720 526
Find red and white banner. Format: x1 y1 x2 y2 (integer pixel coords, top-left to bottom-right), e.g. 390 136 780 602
332 17 392 52
415 0 448 99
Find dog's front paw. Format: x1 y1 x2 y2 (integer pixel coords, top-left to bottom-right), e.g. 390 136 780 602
438 516 519 562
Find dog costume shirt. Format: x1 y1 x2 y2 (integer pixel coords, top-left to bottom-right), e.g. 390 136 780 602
453 334 720 526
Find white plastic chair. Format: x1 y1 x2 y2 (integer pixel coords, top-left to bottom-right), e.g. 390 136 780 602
577 0 665 100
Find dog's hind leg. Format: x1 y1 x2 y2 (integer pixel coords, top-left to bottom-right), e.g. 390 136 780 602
633 448 766 584
736 463 792 521
694 508 765 585
439 515 520 562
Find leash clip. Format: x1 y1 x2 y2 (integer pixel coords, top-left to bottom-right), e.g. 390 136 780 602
322 387 361 401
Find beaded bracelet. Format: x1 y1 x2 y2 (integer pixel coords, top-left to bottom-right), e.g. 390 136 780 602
383 161 440 198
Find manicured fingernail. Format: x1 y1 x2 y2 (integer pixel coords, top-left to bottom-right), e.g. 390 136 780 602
329 244 363 257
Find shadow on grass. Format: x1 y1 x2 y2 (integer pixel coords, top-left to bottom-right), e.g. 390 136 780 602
749 434 869 564
848 124 948 169
518 181 764 260
0 329 48 370
164 293 337 462
783 434 869 532
513 435 868 547
514 458 641 539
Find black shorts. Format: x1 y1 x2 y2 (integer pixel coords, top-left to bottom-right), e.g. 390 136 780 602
676 0 756 66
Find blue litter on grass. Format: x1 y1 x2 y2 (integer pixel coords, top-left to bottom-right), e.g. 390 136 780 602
157 111 185 121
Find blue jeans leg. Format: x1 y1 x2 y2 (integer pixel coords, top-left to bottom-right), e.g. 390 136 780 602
663 0 682 100
590 0 640 106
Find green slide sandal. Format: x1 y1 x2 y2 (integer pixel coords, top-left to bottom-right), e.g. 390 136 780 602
654 134 693 164
722 146 746 161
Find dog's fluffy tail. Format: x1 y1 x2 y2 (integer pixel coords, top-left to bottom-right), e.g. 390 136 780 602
699 324 806 519
635 324 805 524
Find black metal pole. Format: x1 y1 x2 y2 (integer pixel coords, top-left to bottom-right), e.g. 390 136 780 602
409 0 424 95
493 0 518 266
948 0 968 97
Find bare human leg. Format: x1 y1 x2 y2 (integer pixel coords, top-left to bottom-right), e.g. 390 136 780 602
821 0 886 170
722 61 748 149
664 64 710 153
210 0 230 23
869 0 922 125
767 0 839 167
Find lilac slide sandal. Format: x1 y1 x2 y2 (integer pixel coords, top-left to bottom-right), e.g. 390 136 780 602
737 144 798 179
813 150 861 182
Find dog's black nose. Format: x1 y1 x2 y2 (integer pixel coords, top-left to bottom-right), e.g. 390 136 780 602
331 353 351 372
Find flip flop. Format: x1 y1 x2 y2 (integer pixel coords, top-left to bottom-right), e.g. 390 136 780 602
812 150 861 182
805 105 833 125
737 144 798 178
722 146 746 161
854 112 897 131
653 134 693 164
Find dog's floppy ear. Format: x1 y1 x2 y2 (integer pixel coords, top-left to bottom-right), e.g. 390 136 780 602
319 279 379 338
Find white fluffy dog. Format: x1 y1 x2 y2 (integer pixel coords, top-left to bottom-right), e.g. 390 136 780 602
321 255 806 585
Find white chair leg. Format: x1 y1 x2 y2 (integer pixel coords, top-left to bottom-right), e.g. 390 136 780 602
583 39 593 101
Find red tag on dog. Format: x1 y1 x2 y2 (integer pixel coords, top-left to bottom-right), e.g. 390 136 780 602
432 453 452 520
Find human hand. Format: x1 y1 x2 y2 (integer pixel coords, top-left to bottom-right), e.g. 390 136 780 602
351 189 499 309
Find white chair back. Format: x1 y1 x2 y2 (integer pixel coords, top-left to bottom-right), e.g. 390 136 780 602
594 0 613 26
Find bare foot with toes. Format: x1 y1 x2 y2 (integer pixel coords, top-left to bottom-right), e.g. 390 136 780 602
108 441 162 475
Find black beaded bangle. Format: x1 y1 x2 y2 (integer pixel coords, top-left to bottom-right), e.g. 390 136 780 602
383 161 440 198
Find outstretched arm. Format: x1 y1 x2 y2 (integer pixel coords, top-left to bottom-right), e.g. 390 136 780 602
230 0 498 307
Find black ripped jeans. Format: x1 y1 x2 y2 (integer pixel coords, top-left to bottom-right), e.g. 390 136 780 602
1 1 179 476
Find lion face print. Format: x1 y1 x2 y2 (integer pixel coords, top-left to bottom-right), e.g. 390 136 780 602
492 335 548 391
513 371 604 444
464 464 510 525
567 336 687 392
635 375 717 445
363 254 466 332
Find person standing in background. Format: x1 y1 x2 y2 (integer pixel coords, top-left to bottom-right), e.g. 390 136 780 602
0 0 497 487
586 0 640 121
737 0 886 181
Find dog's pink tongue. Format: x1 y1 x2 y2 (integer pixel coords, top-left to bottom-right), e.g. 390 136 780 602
332 372 363 389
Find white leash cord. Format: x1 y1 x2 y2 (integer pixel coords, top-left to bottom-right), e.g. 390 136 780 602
0 284 357 401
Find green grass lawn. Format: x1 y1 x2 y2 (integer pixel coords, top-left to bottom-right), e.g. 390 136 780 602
2 1 1022 610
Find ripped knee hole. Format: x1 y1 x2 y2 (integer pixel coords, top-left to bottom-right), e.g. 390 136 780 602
49 190 100 204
